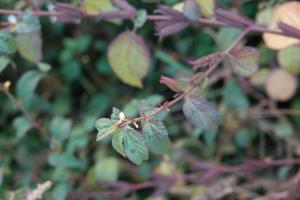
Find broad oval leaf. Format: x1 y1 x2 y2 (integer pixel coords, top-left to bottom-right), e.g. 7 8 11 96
139 100 171 154
0 30 16 54
108 31 150 88
263 1 300 50
16 70 44 109
16 32 42 63
95 118 117 141
16 13 42 63
278 44 300 75
183 89 221 130
227 47 260 77
142 118 171 154
123 128 149 165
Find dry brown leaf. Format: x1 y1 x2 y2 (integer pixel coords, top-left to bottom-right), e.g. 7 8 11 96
263 1 300 50
265 69 297 101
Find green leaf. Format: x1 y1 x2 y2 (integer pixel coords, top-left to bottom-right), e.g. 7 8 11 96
139 100 171 154
133 9 147 28
95 118 117 141
142 118 171 154
217 28 242 51
94 157 119 181
108 31 150 88
274 121 293 139
16 32 42 63
16 13 41 34
111 107 122 121
0 56 11 74
112 129 126 156
52 182 71 200
196 0 214 17
16 13 42 63
223 79 250 110
123 127 149 165
49 116 72 143
83 0 116 14
226 47 260 77
278 44 300 75
48 152 86 169
0 30 16 54
16 70 44 108
183 89 221 130
13 116 32 139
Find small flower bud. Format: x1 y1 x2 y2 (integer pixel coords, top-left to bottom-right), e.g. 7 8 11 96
119 112 126 121
3 81 11 90
160 76 182 93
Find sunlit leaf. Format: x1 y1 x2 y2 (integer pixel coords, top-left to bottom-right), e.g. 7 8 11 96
278 44 300 75
196 0 214 17
83 0 116 14
0 30 16 54
108 31 150 88
223 79 249 110
183 89 221 130
226 46 260 77
263 2 300 50
16 70 44 108
123 127 149 165
95 118 117 141
265 69 297 101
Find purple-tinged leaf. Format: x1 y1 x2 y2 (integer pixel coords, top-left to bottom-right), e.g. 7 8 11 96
183 0 201 21
53 2 83 23
183 89 221 130
226 46 259 77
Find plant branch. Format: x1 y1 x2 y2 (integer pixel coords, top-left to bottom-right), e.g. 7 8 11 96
0 82 47 137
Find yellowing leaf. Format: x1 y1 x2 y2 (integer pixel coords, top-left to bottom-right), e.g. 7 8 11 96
108 31 150 88
263 1 300 50
226 47 260 77
265 69 297 101
83 0 116 14
196 0 214 18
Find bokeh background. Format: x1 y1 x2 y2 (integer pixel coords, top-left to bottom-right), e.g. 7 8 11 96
1 0 300 199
